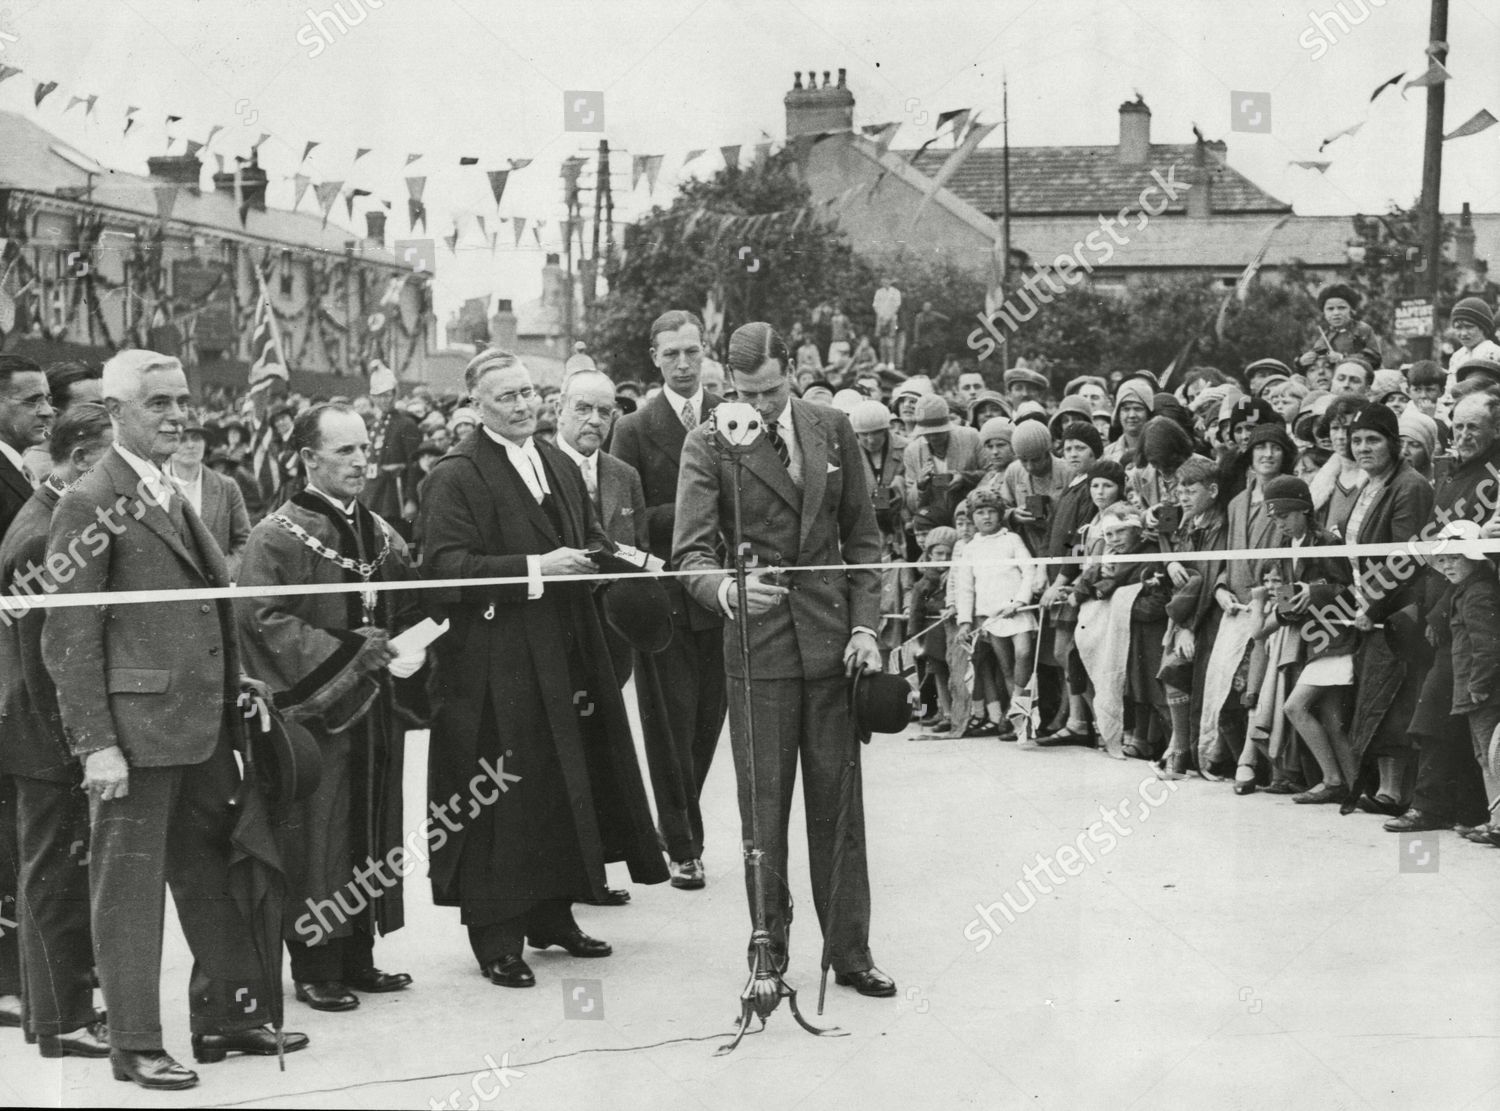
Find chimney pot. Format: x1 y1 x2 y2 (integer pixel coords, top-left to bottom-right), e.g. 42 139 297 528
837 68 846 87
783 64 855 137
823 70 831 88
793 71 802 90
365 210 387 245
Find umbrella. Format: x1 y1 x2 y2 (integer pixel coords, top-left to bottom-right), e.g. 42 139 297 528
634 654 688 815
818 671 871 1016
227 692 290 1069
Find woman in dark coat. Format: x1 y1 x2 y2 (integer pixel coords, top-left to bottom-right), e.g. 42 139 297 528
1338 404 1435 815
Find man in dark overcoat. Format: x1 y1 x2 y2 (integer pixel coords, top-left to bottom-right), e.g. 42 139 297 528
417 349 667 989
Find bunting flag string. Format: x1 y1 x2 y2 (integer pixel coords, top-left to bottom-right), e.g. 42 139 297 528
405 176 426 201
34 80 57 106
343 186 371 219
486 169 509 208
507 158 533 171
404 153 422 166
512 216 526 246
643 153 663 193
65 94 86 113
1318 120 1364 152
166 114 182 129
1445 108 1498 141
183 139 204 158
684 148 704 165
292 174 312 210
459 156 478 165
313 180 343 228
84 93 98 116
862 121 900 158
935 108 970 138
354 147 371 161
475 215 487 240
1370 72 1404 102
123 105 139 135
1402 58 1449 97
301 140 319 163
1289 160 1331 172
408 197 426 233
720 144 740 170
911 119 996 229
0 64 21 86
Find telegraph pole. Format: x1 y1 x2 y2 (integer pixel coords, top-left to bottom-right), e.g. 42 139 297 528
999 73 1012 371
1418 0 1448 358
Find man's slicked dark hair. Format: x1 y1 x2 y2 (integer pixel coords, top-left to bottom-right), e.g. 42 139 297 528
291 401 359 457
0 354 43 388
725 322 790 379
649 310 706 352
44 360 101 413
48 401 111 464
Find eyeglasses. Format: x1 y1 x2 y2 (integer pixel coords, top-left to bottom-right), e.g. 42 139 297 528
570 401 617 420
7 393 54 411
490 386 537 408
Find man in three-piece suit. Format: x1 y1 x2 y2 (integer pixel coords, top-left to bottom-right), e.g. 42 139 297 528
555 368 647 689
673 321 896 998
165 416 251 580
0 353 56 1035
417 349 667 990
0 404 112 1059
41 351 306 1090
610 310 728 892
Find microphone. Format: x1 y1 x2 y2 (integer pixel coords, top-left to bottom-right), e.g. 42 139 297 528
707 402 764 450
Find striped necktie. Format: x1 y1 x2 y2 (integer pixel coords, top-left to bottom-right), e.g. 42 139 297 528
681 399 697 432
764 421 790 470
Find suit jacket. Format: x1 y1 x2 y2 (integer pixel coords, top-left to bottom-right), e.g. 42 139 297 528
41 446 241 768
674 398 882 680
0 449 31 541
0 482 74 781
593 451 647 550
196 466 252 580
610 388 724 630
902 425 983 514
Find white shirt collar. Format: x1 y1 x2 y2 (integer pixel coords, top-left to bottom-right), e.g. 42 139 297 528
306 482 358 517
482 424 550 495
556 435 595 469
482 424 533 454
663 385 705 421
0 438 30 482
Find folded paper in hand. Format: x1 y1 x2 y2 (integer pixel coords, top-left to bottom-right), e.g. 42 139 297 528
389 617 450 657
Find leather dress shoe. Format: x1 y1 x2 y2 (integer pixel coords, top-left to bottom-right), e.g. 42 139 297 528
1354 792 1405 817
528 929 612 958
294 981 360 1011
1033 728 1094 747
585 888 632 906
38 1018 110 1059
482 954 536 988
111 1049 199 1090
834 967 897 997
1293 783 1347 805
346 968 412 993
1383 808 1448 833
191 1025 309 1063
671 858 706 890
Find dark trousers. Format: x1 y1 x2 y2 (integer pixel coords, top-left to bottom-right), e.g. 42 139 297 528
727 675 873 975
638 625 726 863
466 899 575 966
286 928 374 983
89 737 269 1051
1412 718 1491 824
16 775 94 1035
0 774 19 997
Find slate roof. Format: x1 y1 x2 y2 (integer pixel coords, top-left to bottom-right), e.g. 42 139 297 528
0 110 401 265
902 143 1292 218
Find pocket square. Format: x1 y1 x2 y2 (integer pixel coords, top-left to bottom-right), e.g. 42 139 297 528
827 463 840 473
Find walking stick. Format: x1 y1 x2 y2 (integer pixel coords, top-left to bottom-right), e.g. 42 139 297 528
709 404 843 1056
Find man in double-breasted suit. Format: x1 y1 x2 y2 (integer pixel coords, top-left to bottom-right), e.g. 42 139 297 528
41 351 306 1090
555 368 646 691
674 322 896 997
417 349 667 990
610 310 727 891
0 353 56 1033
0 404 113 1058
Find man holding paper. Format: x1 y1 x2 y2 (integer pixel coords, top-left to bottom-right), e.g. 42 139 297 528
236 402 424 1013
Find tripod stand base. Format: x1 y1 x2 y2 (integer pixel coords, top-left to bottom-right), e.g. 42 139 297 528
715 938 847 1055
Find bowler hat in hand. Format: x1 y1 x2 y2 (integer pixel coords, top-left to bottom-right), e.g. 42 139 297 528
603 577 674 655
250 710 323 803
850 669 917 742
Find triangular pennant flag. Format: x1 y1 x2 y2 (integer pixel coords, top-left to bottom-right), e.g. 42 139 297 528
459 155 478 165
486 169 509 207
405 175 426 201
1403 59 1450 97
1370 71 1404 102
184 139 204 158
380 198 392 210
233 163 249 227
313 180 342 227
862 121 900 157
0 65 21 87
343 188 356 219
408 198 426 232
444 226 459 253
153 184 179 221
912 119 998 230
292 174 312 209
205 124 223 148
252 131 270 152
214 153 226 174
83 93 98 116
532 223 543 248
1444 108 1499 141
632 154 648 190
475 215 487 240
1289 159 1332 172
34 81 58 106
301 140 319 163
684 148 704 165
354 147 371 161
123 105 139 135
512 216 526 246
65 95 86 113
936 108 971 137
644 154 664 194
166 114 182 129
1318 120 1364 152
405 153 421 166
720 144 740 170
508 158 533 171
489 232 499 255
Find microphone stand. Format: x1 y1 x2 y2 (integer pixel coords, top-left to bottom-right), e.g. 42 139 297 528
711 405 844 1056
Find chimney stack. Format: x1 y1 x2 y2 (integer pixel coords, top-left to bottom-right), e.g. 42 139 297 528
210 154 268 211
365 210 387 246
783 67 855 138
1186 131 1214 218
490 298 518 349
1118 96 1151 165
148 153 205 191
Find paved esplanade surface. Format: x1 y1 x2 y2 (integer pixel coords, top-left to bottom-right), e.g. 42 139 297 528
8 688 1499 1110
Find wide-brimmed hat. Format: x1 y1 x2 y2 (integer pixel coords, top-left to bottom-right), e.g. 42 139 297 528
850 669 918 741
247 709 323 802
911 395 955 436
603 577 674 654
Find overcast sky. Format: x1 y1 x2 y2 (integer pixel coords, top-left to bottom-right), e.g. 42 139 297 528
3 0 1497 322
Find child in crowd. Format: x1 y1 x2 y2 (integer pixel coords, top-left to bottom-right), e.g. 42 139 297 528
909 526 958 734
1298 283 1383 378
956 489 1045 740
946 499 980 734
1445 297 1500 397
